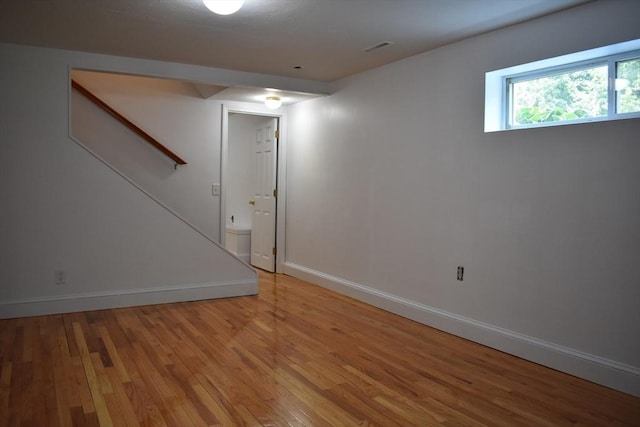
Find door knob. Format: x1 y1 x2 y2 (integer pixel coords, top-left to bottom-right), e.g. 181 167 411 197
249 199 255 205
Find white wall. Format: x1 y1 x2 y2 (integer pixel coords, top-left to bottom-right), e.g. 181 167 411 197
285 0 640 395
72 71 225 240
227 114 267 228
0 43 331 317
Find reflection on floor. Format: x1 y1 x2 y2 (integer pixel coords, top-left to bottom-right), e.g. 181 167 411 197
0 272 638 425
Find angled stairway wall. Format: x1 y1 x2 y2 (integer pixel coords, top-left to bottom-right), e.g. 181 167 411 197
70 71 224 241
0 43 260 318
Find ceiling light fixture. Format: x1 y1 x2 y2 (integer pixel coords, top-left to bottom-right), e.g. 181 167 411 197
265 96 282 109
203 0 244 15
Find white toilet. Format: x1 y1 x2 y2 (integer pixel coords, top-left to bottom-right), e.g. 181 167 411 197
225 225 251 263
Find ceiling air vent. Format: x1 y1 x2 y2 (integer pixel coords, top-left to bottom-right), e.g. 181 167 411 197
363 41 395 54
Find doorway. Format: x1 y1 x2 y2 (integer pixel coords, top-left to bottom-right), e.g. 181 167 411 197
221 105 286 273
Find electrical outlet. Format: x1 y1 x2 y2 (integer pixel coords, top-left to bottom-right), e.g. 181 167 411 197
54 270 66 285
456 266 464 281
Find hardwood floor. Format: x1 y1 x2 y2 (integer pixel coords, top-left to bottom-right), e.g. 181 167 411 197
1 272 638 426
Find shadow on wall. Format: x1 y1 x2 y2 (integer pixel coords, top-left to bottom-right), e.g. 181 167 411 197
69 69 224 241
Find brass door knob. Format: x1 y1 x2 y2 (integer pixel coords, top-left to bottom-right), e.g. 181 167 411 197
249 199 255 205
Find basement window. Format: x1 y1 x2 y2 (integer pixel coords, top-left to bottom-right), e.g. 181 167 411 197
485 39 640 132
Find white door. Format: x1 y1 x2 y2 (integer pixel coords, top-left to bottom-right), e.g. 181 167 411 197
250 117 278 271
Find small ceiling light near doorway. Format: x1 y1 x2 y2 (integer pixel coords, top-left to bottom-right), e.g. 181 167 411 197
265 96 282 109
203 0 244 15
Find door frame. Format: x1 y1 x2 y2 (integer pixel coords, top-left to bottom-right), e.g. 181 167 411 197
220 102 287 273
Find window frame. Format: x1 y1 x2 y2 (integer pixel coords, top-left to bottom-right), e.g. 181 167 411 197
484 39 640 132
505 59 608 129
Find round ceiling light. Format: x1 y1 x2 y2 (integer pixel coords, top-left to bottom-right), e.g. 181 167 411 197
265 96 282 109
203 0 244 15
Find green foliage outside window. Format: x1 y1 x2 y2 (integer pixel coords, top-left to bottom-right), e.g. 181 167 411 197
510 57 640 126
617 58 640 114
512 66 608 125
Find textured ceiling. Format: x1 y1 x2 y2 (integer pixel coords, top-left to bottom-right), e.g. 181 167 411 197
1 0 591 82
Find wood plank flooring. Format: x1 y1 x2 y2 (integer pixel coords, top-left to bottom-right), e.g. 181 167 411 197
1 272 638 426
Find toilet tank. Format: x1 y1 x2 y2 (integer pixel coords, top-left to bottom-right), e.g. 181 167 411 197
225 225 251 263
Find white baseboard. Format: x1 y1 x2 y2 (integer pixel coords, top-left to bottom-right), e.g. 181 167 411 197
0 279 258 319
284 262 640 397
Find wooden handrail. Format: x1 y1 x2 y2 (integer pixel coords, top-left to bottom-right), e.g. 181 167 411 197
71 79 187 166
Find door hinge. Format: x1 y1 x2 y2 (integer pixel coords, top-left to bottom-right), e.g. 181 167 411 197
272 247 277 255
275 130 280 139
273 188 278 198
